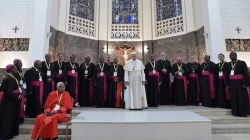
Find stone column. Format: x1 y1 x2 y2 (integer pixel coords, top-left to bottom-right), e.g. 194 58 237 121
29 0 52 65
202 0 224 63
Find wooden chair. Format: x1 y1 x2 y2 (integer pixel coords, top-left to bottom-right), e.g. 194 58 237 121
58 97 74 140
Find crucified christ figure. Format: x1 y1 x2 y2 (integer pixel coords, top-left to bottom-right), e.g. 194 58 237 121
119 47 133 63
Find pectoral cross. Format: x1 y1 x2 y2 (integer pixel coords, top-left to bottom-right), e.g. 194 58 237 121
13 26 19 33
235 27 241 34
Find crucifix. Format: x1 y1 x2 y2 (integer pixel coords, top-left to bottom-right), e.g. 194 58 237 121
13 26 19 33
235 27 241 34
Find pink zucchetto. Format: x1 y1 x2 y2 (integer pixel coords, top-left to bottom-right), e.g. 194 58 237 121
176 56 182 60
5 64 13 71
34 60 41 64
13 59 20 63
231 51 237 54
85 55 91 59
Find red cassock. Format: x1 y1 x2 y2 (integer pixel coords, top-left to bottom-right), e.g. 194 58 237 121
31 91 72 139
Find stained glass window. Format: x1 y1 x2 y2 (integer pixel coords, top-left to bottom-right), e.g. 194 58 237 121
112 0 139 24
69 0 95 21
156 0 182 21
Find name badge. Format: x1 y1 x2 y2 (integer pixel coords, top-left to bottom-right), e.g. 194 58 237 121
47 70 51 76
153 70 156 74
72 70 75 74
114 72 117 76
219 71 223 76
23 82 27 89
39 76 42 81
100 72 104 77
20 80 23 85
19 87 22 93
59 70 62 74
178 72 183 76
85 70 88 75
230 70 235 75
54 104 60 111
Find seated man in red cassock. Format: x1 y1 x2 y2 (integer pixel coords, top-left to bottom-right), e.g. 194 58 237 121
31 82 72 140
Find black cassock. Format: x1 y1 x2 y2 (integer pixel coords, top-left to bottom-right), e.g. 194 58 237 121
172 63 189 105
78 62 95 106
14 70 24 124
0 75 21 139
108 64 124 108
24 67 45 118
226 60 250 116
199 61 217 107
145 61 161 107
157 59 172 105
105 62 112 106
93 63 109 107
214 62 231 109
63 61 79 104
41 61 56 106
53 60 65 90
187 62 200 105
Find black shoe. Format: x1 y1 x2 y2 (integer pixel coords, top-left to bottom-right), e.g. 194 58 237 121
52 137 58 140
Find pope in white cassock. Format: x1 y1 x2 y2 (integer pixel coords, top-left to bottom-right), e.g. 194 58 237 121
124 52 148 110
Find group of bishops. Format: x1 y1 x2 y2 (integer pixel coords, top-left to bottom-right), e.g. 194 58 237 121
0 50 250 138
142 51 249 117
23 53 126 119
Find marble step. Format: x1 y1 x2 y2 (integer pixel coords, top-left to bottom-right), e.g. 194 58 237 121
19 123 250 136
13 134 71 140
212 124 250 134
205 115 250 124
193 110 232 116
212 134 250 140
19 124 71 135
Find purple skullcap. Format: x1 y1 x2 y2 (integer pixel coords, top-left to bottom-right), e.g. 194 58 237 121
5 64 13 71
176 56 182 60
13 59 20 64
34 60 41 64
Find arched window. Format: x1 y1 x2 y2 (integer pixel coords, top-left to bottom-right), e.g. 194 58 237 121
156 0 184 37
111 0 140 39
68 0 95 37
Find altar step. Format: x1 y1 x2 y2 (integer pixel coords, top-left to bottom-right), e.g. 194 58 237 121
12 134 71 140
212 134 250 140
20 116 250 135
14 107 250 140
19 124 71 135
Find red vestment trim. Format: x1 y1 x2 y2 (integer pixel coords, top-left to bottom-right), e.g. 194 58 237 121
162 72 172 97
97 72 107 101
67 71 78 103
229 74 249 105
202 71 216 99
148 71 160 84
175 75 188 103
55 73 63 79
31 80 44 112
218 73 231 100
188 73 200 101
